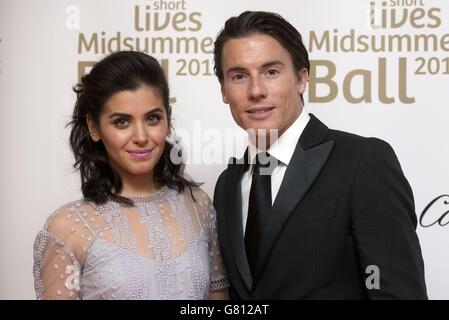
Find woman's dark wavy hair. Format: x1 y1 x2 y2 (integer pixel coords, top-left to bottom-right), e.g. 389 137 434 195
69 51 199 205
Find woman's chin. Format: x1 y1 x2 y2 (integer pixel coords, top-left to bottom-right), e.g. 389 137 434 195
124 164 155 177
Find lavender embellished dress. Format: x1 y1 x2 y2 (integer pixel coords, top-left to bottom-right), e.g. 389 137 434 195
33 187 229 299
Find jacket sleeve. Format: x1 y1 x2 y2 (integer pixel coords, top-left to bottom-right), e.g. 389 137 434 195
213 169 240 300
350 138 427 299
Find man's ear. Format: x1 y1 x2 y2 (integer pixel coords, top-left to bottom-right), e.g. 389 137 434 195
296 67 309 95
221 84 229 104
86 115 100 142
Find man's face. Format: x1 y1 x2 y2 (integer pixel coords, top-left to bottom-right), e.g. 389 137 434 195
220 33 308 140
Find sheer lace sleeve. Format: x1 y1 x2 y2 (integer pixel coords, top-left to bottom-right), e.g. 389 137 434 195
191 188 229 292
33 201 97 300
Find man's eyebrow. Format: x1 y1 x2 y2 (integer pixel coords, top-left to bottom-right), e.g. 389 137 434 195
225 60 285 75
225 66 247 74
261 60 285 69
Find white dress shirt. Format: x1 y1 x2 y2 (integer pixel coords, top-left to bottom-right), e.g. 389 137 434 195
241 111 311 232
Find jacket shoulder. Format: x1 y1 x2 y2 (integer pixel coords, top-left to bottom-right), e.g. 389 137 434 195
214 166 231 194
328 129 395 154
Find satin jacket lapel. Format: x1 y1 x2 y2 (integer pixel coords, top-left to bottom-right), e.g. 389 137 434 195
224 153 253 292
253 114 335 286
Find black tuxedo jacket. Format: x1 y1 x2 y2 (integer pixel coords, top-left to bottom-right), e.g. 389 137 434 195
213 114 427 299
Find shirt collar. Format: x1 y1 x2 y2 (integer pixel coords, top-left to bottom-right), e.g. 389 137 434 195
248 111 310 166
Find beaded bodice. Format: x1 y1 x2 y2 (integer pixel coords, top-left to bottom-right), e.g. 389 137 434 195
33 187 228 299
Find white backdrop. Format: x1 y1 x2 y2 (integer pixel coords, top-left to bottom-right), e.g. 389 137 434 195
0 0 448 299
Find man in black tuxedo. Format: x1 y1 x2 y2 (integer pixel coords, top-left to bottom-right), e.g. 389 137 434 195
212 11 427 299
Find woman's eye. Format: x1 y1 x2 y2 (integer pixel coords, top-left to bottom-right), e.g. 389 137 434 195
113 118 129 128
147 115 161 125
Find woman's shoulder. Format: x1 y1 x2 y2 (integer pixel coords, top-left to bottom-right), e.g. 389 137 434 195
41 199 99 237
188 187 216 220
189 187 212 203
36 199 103 262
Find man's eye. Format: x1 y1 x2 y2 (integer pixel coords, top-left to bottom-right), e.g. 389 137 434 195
266 69 280 76
113 118 129 128
232 74 245 81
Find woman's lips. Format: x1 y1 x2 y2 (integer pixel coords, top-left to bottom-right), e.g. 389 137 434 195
246 106 275 120
127 149 152 160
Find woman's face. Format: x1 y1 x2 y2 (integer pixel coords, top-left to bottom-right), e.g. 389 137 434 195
88 85 168 183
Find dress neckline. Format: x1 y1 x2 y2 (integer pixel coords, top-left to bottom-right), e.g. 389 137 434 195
123 185 170 205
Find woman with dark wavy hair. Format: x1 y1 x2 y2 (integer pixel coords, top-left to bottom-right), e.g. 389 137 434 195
33 51 229 300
